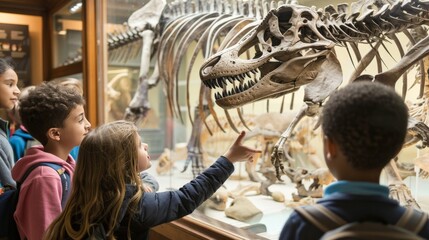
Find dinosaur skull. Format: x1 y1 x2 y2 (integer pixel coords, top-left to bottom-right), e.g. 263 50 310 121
200 4 335 109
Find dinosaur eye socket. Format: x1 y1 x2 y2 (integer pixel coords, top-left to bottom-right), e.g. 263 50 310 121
300 11 314 21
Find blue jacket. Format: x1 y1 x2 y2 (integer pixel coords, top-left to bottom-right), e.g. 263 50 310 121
9 127 79 162
9 127 34 162
114 156 234 239
280 183 429 239
69 146 79 161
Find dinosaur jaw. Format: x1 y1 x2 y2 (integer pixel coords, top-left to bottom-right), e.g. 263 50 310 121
202 49 330 109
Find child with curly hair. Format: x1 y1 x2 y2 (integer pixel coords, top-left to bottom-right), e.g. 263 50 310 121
12 83 91 240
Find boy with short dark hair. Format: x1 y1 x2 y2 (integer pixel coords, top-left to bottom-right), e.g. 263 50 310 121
11 83 91 240
280 81 429 239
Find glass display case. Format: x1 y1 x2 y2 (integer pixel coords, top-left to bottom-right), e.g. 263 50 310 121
97 0 429 238
51 0 83 68
103 0 170 156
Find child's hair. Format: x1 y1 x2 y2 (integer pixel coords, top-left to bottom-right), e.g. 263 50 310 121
44 120 144 240
18 83 85 145
321 81 408 170
0 57 15 74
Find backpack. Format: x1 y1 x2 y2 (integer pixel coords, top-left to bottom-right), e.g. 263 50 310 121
295 204 428 240
84 201 129 240
84 208 128 240
0 162 70 240
85 224 107 240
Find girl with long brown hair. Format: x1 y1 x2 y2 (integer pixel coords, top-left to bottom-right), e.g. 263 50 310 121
44 120 260 239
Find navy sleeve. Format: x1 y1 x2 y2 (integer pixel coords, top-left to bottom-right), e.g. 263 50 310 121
136 156 234 227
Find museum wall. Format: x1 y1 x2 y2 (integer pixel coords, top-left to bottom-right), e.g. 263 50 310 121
0 12 43 85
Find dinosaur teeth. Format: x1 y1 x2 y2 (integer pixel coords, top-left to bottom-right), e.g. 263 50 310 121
216 78 223 88
203 80 210 88
215 92 221 100
208 72 257 93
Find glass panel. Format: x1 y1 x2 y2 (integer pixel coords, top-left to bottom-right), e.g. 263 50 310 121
98 0 429 239
50 73 83 95
104 0 167 156
52 0 83 67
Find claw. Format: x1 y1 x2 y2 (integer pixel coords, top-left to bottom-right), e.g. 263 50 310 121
407 117 429 148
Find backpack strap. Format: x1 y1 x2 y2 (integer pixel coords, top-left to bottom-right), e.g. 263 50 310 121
297 204 429 236
17 163 46 187
19 163 71 209
396 207 428 233
294 204 347 232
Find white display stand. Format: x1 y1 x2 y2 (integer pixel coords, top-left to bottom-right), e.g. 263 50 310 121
148 160 315 239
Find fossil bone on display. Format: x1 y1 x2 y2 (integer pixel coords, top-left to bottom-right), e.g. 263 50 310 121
200 112 323 187
200 0 429 207
225 196 263 222
156 148 172 175
413 152 429 179
201 187 230 211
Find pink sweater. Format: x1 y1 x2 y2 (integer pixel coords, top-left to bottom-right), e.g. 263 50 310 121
11 146 75 240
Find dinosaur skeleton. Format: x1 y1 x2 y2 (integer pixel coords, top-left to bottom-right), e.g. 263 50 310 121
199 0 429 207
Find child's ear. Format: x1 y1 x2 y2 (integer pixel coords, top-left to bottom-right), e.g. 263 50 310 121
323 135 338 159
47 128 61 141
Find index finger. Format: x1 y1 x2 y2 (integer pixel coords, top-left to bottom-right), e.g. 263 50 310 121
232 131 246 145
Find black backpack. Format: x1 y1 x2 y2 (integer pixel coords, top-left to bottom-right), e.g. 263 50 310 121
295 204 428 240
0 162 70 239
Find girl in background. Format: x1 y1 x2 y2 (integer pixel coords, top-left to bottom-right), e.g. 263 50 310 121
0 57 20 189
